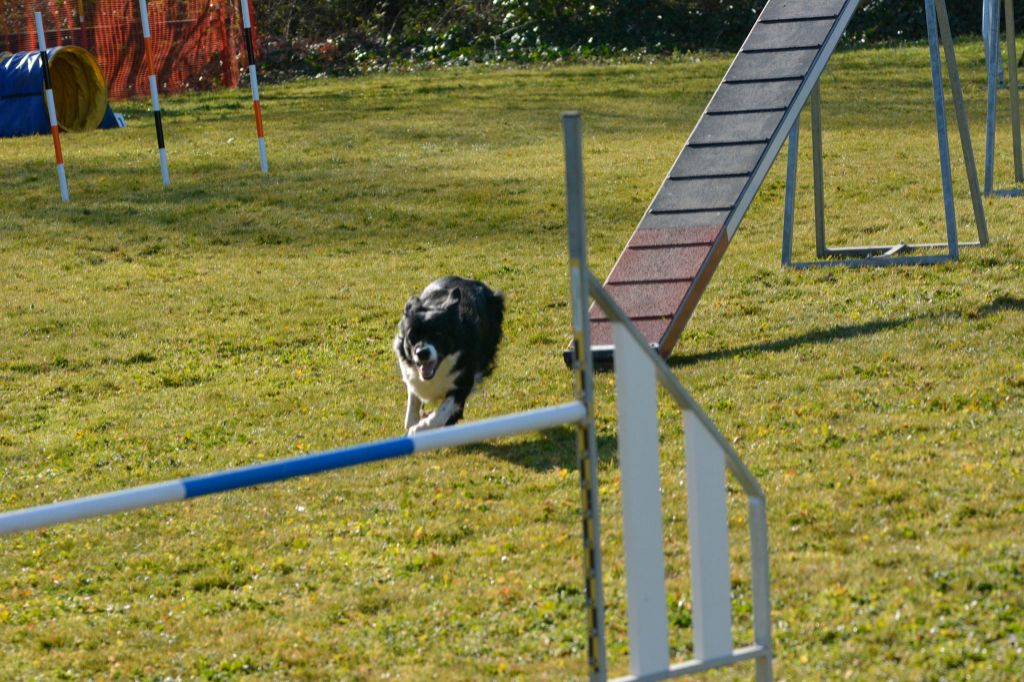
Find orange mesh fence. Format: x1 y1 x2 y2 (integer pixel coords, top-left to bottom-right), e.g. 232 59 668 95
1 0 255 99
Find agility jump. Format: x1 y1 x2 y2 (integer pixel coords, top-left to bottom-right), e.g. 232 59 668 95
0 113 771 682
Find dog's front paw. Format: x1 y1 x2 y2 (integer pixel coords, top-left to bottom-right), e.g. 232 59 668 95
408 416 435 435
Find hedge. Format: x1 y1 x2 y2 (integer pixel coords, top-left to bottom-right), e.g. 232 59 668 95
254 1 999 75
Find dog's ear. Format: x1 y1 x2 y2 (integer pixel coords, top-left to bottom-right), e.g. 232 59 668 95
404 296 421 316
446 288 462 306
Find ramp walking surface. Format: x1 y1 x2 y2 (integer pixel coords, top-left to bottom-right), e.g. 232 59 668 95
587 0 860 362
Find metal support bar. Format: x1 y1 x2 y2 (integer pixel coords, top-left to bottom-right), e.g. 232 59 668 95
985 0 1006 84
781 122 799 267
933 0 988 244
782 0 986 268
811 83 827 258
925 0 960 260
1007 0 1023 181
987 0 1002 195
562 112 609 682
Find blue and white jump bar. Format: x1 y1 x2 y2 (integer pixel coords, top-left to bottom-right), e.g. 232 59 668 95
0 402 585 536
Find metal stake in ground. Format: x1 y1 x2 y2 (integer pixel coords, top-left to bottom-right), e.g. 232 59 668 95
34 12 68 202
239 0 268 173
138 0 170 186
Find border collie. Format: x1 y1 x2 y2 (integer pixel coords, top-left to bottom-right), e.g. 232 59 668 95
393 276 504 434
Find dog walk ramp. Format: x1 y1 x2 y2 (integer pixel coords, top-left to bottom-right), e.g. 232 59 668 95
585 0 860 363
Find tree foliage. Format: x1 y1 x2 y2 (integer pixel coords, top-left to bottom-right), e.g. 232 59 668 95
253 1 992 75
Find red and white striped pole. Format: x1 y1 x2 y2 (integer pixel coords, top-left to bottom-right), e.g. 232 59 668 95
138 0 170 186
34 12 69 202
239 0 268 173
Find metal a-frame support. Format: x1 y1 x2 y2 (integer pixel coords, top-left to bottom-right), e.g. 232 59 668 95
781 0 988 268
984 0 1024 195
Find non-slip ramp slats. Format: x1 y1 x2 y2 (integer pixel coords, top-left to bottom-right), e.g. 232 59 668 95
688 110 786 146
706 80 801 113
589 0 861 361
743 19 836 51
607 245 710 284
726 49 818 82
639 211 730 230
760 0 847 22
650 176 748 213
669 143 766 179
589 226 726 348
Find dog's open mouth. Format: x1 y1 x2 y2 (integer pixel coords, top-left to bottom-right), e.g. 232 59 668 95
418 359 438 381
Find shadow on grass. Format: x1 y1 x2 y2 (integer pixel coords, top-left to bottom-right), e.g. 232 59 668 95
463 425 618 472
670 295 1024 367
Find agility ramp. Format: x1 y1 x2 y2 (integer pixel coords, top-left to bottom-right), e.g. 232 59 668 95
585 0 983 362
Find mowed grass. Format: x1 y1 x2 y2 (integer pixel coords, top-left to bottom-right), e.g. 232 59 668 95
1 38 1022 680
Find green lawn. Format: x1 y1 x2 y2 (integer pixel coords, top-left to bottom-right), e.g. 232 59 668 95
1 39 1022 680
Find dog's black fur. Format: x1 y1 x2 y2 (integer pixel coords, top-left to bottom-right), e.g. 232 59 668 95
394 276 504 433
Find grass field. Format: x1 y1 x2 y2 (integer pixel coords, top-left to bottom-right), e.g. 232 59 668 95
1 38 1022 680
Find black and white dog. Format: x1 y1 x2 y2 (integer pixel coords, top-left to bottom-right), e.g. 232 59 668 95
394 276 504 434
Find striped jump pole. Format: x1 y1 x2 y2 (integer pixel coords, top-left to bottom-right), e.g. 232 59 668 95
0 402 585 536
138 0 170 186
239 0 268 174
33 12 69 202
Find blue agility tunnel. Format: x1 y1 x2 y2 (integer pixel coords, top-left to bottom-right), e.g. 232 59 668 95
0 47 119 138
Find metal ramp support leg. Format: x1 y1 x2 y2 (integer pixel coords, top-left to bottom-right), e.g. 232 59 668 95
984 0 1024 195
782 0 987 268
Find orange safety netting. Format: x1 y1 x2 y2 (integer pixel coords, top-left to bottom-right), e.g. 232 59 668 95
0 0 256 99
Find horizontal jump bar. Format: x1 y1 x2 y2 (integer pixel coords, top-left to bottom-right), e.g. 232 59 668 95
0 402 586 537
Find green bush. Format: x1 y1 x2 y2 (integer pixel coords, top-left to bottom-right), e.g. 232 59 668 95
253 0 992 75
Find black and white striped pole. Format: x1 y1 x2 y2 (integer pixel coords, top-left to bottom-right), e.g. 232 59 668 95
138 0 169 186
34 12 69 202
239 0 268 173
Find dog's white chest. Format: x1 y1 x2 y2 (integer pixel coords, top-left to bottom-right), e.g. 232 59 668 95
401 352 461 403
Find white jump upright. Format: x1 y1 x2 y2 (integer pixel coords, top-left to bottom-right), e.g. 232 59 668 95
563 113 772 682
613 322 670 676
684 410 734 660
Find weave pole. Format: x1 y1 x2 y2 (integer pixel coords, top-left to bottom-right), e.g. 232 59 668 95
138 0 170 186
33 12 69 202
239 0 268 173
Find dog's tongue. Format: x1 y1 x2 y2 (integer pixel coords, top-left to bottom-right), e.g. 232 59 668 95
419 360 437 381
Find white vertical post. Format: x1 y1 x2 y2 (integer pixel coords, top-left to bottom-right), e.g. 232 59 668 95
613 322 670 676
239 0 268 173
138 0 170 186
34 12 69 202
684 409 733 660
